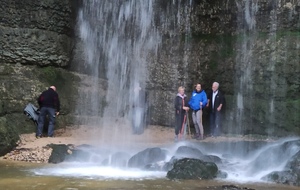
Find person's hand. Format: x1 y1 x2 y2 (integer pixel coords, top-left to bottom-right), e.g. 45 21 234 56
56 112 60 116
183 106 189 111
200 102 203 106
217 107 221 111
206 103 209 107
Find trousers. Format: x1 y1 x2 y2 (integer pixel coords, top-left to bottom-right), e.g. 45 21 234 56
37 107 56 137
192 110 203 136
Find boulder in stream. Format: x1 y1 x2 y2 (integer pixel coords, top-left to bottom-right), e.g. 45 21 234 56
166 158 218 180
128 147 167 168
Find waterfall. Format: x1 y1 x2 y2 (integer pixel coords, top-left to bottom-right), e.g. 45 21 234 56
231 0 300 136
266 2 278 134
231 0 259 134
215 138 300 182
181 0 194 87
77 0 161 138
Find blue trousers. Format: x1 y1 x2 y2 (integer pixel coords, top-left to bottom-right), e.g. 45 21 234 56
210 111 221 136
37 107 56 137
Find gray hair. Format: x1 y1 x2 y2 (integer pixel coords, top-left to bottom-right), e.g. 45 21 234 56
213 82 219 88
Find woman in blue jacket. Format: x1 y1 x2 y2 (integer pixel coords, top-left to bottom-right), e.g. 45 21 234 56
188 83 207 140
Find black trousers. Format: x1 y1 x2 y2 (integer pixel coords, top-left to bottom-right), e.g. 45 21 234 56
210 111 221 136
175 111 185 135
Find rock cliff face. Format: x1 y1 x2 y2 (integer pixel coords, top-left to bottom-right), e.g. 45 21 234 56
0 64 82 155
147 0 300 136
0 0 80 155
0 0 299 155
0 0 78 66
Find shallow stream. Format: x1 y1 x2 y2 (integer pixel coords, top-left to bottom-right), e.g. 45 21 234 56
1 137 300 190
0 160 298 190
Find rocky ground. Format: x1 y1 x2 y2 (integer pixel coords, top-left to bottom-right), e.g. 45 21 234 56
1 124 173 163
0 124 272 163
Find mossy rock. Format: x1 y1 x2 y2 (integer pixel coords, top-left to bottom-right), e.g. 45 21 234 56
0 116 19 156
48 144 71 164
166 158 218 180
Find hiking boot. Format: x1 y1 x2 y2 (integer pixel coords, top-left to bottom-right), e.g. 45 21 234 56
36 135 42 139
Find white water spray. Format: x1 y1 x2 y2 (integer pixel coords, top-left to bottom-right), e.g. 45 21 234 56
77 0 161 141
231 0 258 134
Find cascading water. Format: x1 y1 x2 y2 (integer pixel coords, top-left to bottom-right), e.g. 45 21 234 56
220 138 300 182
77 0 161 141
231 0 300 136
31 137 300 183
231 0 259 134
49 0 165 179
181 1 194 87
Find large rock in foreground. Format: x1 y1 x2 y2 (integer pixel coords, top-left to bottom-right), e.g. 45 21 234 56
167 158 218 180
48 144 73 164
128 147 167 168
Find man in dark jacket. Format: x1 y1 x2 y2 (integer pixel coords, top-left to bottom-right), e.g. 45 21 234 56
206 82 225 137
36 86 60 138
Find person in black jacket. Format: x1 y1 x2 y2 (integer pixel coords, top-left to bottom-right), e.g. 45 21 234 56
206 82 225 137
36 86 60 138
174 86 189 142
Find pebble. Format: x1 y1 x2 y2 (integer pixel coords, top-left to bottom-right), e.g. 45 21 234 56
3 146 53 163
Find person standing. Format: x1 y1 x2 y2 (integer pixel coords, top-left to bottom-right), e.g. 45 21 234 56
36 86 60 138
206 82 225 137
174 86 189 142
188 83 207 140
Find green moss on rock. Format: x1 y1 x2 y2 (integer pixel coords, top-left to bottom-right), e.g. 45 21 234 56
0 116 19 156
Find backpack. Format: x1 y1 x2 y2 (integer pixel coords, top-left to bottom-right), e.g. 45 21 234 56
24 103 40 126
